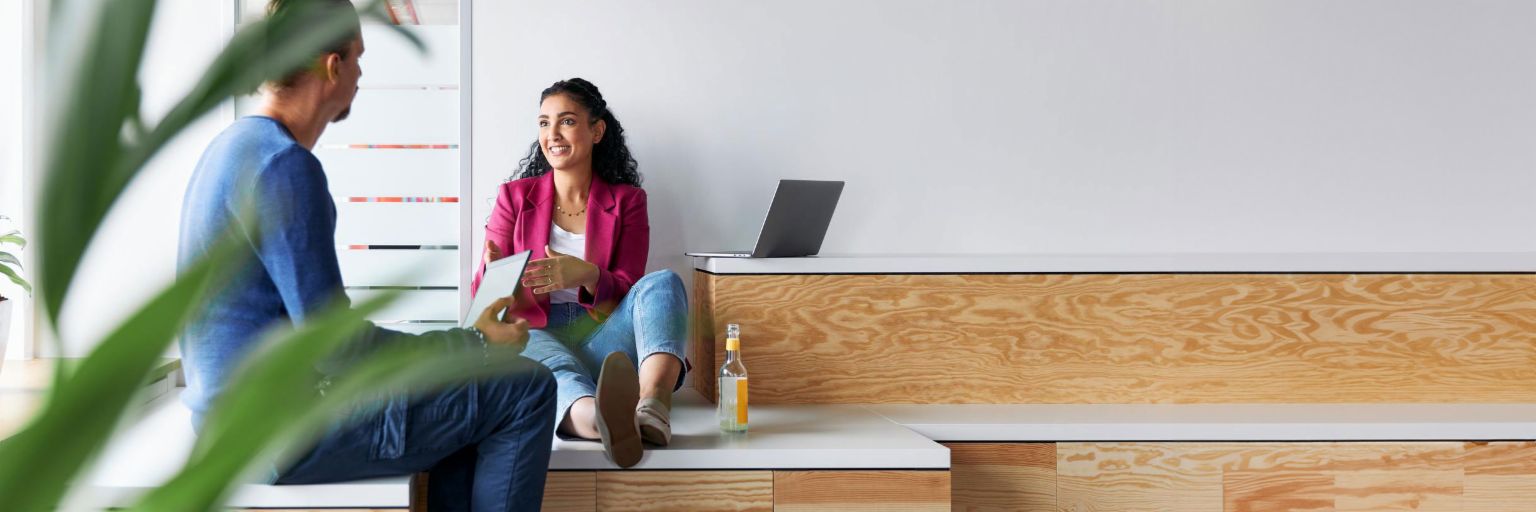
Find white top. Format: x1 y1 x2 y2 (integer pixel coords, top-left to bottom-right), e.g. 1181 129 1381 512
78 389 946 508
548 390 949 470
692 252 1536 274
865 402 1536 442
548 223 587 304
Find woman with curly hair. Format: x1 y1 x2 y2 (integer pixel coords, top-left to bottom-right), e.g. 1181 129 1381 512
472 78 687 468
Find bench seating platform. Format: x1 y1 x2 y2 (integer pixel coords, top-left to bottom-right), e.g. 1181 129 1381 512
867 402 1536 442
77 387 947 509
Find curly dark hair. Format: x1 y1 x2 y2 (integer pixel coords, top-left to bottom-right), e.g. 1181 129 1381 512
513 78 642 187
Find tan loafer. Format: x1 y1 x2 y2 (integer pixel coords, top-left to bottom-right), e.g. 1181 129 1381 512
637 397 672 446
594 352 643 468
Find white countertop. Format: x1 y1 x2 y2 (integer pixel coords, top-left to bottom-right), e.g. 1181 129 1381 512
866 403 1536 442
549 390 949 470
72 388 1536 507
692 252 1536 274
76 389 946 508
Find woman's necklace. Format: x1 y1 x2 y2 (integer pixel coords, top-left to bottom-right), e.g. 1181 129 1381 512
555 203 586 217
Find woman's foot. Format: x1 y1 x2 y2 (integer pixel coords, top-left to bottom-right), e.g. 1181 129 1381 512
595 352 643 468
635 352 682 446
636 396 671 446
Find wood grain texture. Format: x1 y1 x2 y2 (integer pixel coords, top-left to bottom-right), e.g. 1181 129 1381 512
773 470 951 511
543 471 596 512
594 471 771 512
697 272 1536 404
945 443 1055 511
1465 475 1536 512
690 269 716 403
1464 441 1536 475
1058 442 1468 512
1464 442 1536 511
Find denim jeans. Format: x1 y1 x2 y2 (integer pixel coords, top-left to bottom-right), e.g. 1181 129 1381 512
273 357 558 512
521 269 690 426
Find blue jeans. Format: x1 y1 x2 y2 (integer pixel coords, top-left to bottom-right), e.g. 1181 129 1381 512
522 270 690 426
274 357 558 512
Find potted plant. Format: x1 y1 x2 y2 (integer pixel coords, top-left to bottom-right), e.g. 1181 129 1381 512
0 221 30 377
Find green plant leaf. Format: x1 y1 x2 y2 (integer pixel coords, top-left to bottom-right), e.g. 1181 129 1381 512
0 232 242 512
36 0 157 332
0 264 32 296
0 252 21 269
0 231 24 249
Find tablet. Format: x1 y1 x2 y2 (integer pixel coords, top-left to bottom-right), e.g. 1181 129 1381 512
462 250 532 328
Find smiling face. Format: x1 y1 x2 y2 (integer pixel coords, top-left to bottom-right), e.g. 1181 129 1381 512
538 93 606 173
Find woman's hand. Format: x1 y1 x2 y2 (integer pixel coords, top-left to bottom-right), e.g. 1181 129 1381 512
473 296 531 346
483 239 504 266
523 244 599 295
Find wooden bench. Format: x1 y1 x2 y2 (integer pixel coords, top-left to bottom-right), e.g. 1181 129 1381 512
689 253 1536 510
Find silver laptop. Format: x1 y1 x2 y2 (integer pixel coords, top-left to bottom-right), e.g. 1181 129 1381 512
686 180 844 258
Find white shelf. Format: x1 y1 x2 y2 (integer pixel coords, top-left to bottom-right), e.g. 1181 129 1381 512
548 390 949 470
865 402 1536 442
693 252 1536 274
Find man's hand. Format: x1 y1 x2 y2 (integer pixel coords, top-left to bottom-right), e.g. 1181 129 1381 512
522 244 599 295
473 296 530 346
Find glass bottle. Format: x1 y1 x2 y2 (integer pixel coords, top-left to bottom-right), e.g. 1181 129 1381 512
717 324 748 432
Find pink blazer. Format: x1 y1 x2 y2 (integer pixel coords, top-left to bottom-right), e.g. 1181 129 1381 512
472 173 650 328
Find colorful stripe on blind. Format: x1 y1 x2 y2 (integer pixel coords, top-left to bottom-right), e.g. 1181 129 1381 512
343 244 460 250
326 144 460 150
384 0 421 25
346 197 459 203
361 85 460 91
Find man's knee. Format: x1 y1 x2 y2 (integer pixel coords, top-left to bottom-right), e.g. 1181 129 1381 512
481 362 556 409
526 363 557 403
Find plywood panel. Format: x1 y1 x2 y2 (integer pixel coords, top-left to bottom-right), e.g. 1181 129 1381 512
543 471 596 512
1464 442 1536 512
690 270 717 402
945 443 1054 511
1059 442 1466 512
1058 442 1223 512
773 470 950 511
1464 441 1536 475
594 471 771 512
1465 475 1536 512
698 272 1536 404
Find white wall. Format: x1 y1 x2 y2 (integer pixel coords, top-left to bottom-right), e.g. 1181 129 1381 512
471 0 1536 282
49 0 231 357
1 0 28 359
